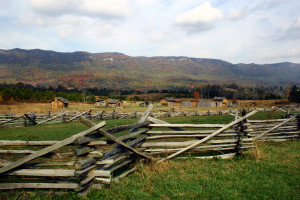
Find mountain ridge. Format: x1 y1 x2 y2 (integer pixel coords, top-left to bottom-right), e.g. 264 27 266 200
0 48 299 89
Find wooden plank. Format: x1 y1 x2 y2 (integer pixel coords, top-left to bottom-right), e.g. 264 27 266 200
3 169 76 177
142 138 252 148
73 146 95 156
0 150 36 154
102 136 146 159
146 133 238 140
147 116 185 132
68 109 92 122
247 119 289 123
73 158 96 170
0 121 106 174
0 140 61 146
149 124 226 128
136 104 153 124
0 183 79 190
101 154 132 169
157 110 257 163
0 115 24 125
177 153 236 160
146 130 237 135
109 158 134 172
116 128 149 141
94 177 111 184
75 122 150 145
37 113 65 125
259 134 299 139
105 121 151 134
144 144 236 152
254 117 296 140
80 117 155 161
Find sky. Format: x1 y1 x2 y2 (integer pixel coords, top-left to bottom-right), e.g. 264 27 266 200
0 0 299 64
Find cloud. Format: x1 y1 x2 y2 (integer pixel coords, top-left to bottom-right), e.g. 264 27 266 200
174 1 223 33
30 0 131 19
277 16 300 41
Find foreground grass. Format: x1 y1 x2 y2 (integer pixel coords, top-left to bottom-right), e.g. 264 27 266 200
0 141 298 200
86 141 299 200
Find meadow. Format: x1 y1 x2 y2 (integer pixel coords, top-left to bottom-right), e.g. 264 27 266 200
0 111 298 199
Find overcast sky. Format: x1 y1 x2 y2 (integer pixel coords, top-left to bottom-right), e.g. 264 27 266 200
0 0 299 64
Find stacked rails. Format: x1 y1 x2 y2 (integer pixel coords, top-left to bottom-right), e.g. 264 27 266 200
0 118 152 196
141 116 254 159
247 117 299 141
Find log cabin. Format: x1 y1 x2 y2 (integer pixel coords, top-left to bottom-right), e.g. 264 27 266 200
49 97 69 109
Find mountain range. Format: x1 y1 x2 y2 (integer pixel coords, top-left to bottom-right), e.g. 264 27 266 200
0 48 299 90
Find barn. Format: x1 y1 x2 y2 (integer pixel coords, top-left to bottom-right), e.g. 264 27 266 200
106 99 123 107
49 97 69 109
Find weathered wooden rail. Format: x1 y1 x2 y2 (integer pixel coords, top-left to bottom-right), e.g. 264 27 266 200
0 105 298 196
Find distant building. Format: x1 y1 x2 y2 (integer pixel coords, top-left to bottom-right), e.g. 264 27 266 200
50 97 69 109
106 99 123 107
213 97 228 107
95 100 106 106
160 97 177 107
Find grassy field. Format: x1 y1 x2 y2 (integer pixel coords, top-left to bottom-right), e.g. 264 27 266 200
0 111 298 199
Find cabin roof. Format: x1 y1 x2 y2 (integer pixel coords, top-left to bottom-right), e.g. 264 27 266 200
107 99 122 104
164 97 177 102
213 97 226 101
49 97 69 104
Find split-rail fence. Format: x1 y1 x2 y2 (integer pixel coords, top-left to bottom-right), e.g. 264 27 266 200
0 106 294 128
0 105 298 196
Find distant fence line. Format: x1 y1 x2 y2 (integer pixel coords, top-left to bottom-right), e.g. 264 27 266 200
0 106 298 128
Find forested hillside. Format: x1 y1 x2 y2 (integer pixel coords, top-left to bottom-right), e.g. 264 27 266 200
0 49 299 89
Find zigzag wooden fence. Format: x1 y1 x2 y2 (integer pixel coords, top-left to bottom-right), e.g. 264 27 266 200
0 105 298 197
0 106 295 128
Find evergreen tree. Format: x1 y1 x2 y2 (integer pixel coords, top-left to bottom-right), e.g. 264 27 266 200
289 85 300 103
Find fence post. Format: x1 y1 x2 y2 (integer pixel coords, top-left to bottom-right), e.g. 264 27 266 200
112 110 116 119
236 109 247 156
61 111 66 123
24 116 27 127
297 114 300 136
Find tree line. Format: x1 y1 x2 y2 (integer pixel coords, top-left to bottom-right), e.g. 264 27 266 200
0 82 298 103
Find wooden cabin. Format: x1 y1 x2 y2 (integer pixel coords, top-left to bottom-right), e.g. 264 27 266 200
160 97 177 107
50 97 69 109
213 97 228 107
95 100 106 106
106 99 123 107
